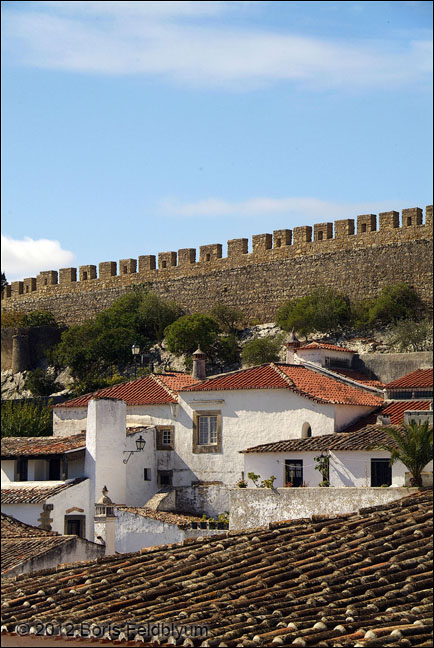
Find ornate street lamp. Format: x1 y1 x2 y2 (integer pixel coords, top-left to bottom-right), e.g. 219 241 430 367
123 435 146 464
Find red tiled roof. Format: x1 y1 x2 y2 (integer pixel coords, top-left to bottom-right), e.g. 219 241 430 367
1 513 57 538
297 341 354 353
184 363 383 406
55 372 197 408
242 425 404 453
386 368 433 389
1 479 86 504
344 400 433 432
1 492 432 646
1 433 86 458
332 368 385 388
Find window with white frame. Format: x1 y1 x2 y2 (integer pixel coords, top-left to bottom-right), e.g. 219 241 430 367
198 415 218 445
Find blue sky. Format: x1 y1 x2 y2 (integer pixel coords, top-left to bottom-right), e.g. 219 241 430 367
1 1 433 281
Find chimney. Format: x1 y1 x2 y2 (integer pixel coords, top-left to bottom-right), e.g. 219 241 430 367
376 415 391 426
285 330 301 364
192 345 206 380
94 486 116 555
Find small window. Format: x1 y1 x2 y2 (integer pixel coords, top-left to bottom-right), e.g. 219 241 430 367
199 416 218 445
44 278 48 286
16 458 28 481
206 253 211 262
317 231 324 241
144 468 152 481
301 423 312 439
285 460 303 487
275 238 281 248
407 217 412 226
65 515 85 538
123 265 128 273
158 470 172 487
371 459 392 487
161 260 167 269
361 223 367 233
49 458 61 480
83 272 88 281
26 286 29 293
156 427 175 450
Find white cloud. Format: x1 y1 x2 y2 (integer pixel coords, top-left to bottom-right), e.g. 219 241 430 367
1 234 75 282
160 196 413 221
1 2 432 89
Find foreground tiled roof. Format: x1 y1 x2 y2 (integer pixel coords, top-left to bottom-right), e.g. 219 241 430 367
185 363 383 406
344 400 433 432
1 479 86 504
1 513 72 576
1 433 86 458
297 341 354 353
117 507 201 527
1 491 432 647
55 372 197 408
386 368 433 389
242 425 403 453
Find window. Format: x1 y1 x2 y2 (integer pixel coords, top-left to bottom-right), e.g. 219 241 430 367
199 416 218 445
206 253 211 262
193 411 222 454
285 460 303 487
407 217 412 226
275 238 281 248
317 231 324 241
156 426 175 450
158 470 172 487
144 468 152 481
16 458 28 481
371 459 392 487
161 260 167 268
361 223 367 233
65 515 85 538
49 458 61 480
301 423 312 439
325 356 351 369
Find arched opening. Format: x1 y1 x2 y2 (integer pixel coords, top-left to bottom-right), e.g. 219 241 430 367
301 423 312 438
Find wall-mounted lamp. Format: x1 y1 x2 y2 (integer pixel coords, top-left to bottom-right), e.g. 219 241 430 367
123 435 146 464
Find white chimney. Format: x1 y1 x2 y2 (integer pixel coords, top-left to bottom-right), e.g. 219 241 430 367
285 330 301 364
94 486 116 555
192 346 206 380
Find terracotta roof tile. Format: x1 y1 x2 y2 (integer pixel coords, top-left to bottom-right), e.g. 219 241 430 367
1 433 86 458
1 491 432 646
242 424 405 453
1 479 86 504
345 400 433 432
386 368 433 389
55 372 197 409
297 341 355 353
117 507 201 527
1 513 57 538
185 363 383 406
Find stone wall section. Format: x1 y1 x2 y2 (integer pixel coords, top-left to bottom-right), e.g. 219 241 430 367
2 207 432 325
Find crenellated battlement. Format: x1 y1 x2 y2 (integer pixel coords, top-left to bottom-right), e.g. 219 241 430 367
2 205 432 325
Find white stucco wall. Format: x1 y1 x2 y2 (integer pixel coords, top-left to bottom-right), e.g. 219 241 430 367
295 348 353 368
1 502 43 528
244 452 322 488
1 460 15 482
334 405 376 432
53 407 87 437
175 389 337 490
125 427 158 506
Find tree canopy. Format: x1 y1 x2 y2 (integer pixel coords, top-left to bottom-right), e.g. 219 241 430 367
275 288 351 337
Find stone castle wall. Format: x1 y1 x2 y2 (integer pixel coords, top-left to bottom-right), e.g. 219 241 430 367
2 206 433 326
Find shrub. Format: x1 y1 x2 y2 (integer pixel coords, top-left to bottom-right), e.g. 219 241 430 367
1 400 52 438
241 335 283 366
209 303 245 334
164 313 220 356
211 334 240 366
390 319 433 352
1 309 58 329
366 283 424 326
1 311 28 328
24 369 63 397
275 288 351 336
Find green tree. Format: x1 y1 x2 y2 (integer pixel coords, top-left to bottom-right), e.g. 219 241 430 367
1 272 7 293
209 303 245 334
368 421 433 488
276 288 351 336
1 400 53 438
241 335 283 367
390 319 433 352
366 283 424 326
164 313 220 356
25 369 63 397
138 292 184 341
24 310 59 328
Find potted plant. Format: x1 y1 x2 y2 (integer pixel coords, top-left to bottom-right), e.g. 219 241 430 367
237 479 248 488
208 517 216 529
217 513 229 529
200 514 208 529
